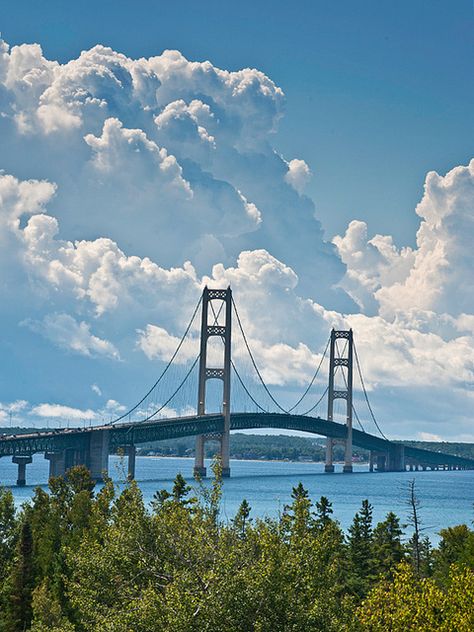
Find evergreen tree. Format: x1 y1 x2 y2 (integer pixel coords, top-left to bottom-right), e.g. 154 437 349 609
282 482 313 541
233 499 251 536
433 524 474 583
315 495 334 530
0 487 16 581
5 515 35 631
347 499 375 597
372 511 404 578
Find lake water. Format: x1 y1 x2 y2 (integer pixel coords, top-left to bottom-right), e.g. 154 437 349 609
2 454 473 541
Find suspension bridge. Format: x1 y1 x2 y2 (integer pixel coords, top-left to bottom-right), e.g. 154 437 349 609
1 287 473 485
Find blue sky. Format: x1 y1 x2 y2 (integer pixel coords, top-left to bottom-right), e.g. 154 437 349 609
2 0 473 244
0 1 473 440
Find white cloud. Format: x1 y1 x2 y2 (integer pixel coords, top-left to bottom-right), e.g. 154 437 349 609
91 384 102 396
31 403 99 420
284 158 312 193
0 400 28 413
22 313 120 359
335 161 474 320
418 432 442 442
0 38 342 298
137 325 199 363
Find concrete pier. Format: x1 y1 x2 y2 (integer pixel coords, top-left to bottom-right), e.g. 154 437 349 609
13 455 32 486
89 429 110 481
194 435 207 477
45 451 66 479
325 438 335 472
127 445 136 480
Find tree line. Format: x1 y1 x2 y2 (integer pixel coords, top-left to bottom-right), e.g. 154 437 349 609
0 462 473 631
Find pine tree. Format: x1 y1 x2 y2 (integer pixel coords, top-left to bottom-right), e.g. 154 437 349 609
283 483 313 540
5 515 35 631
372 511 404 578
347 499 375 597
0 487 16 581
315 495 334 530
233 499 251 536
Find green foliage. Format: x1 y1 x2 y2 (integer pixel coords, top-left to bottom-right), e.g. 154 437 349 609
357 562 474 631
0 465 473 630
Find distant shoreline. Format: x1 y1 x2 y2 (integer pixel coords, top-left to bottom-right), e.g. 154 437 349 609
134 454 369 466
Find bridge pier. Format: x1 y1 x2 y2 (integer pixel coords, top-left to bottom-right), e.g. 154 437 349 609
13 455 32 486
194 435 207 477
387 445 405 472
325 439 335 473
45 451 66 479
369 450 374 472
89 429 110 481
127 445 136 480
376 454 386 472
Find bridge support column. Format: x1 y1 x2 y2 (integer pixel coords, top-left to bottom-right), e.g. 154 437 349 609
376 454 386 472
325 439 334 473
326 329 353 473
388 445 405 472
369 450 374 472
13 455 32 486
194 436 206 477
89 429 110 482
127 445 136 480
45 451 66 479
194 287 232 478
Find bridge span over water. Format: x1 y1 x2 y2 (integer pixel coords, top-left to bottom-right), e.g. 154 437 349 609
2 287 473 486
1 412 473 486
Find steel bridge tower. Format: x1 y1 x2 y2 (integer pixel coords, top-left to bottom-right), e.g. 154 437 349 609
325 329 353 473
194 286 232 478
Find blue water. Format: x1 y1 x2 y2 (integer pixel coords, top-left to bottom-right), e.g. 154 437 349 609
1 454 473 541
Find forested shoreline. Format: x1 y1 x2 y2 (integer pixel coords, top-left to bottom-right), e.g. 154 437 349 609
0 461 473 631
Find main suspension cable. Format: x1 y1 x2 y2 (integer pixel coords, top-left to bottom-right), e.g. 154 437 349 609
300 386 329 417
135 354 200 423
352 404 366 433
231 298 289 413
353 341 388 439
231 360 269 413
106 294 202 425
141 296 227 423
287 336 330 412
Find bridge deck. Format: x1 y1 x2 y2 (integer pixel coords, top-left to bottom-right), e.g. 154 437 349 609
1 412 473 469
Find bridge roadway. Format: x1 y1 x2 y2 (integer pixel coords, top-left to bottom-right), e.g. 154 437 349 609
1 412 474 484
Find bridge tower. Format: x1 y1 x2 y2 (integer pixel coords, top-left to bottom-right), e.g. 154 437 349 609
325 329 353 473
194 286 232 478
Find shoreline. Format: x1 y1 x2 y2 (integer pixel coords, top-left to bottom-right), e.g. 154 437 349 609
132 454 370 466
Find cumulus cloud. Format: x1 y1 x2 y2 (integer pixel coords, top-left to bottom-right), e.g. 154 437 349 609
284 158 312 193
22 313 120 359
333 219 415 314
335 161 474 320
0 38 344 299
31 403 99 420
